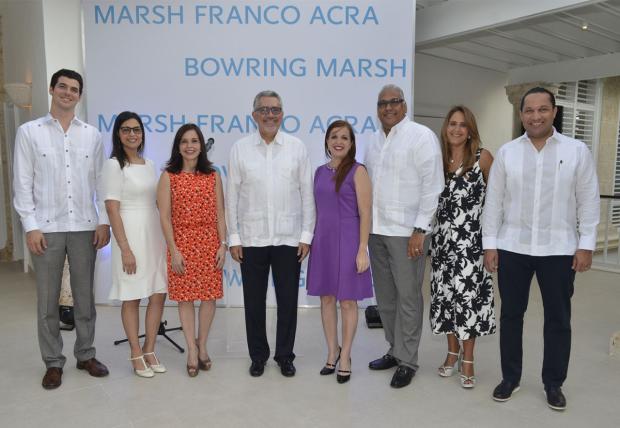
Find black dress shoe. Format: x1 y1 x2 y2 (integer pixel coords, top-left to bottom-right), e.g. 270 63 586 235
249 361 265 377
76 358 109 377
42 367 63 390
278 360 296 377
390 365 415 388
368 354 398 370
545 386 567 411
492 380 520 402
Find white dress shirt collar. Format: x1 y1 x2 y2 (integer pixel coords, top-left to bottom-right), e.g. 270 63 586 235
43 112 85 127
518 127 561 147
381 116 410 139
254 130 285 146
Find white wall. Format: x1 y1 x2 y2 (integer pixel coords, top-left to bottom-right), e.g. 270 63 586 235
41 0 84 116
413 54 513 154
1 0 84 116
1 0 47 118
1 0 48 261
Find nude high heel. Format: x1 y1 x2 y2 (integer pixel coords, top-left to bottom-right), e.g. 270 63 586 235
143 351 166 373
129 355 155 378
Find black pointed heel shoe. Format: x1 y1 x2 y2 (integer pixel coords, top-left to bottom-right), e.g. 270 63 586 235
320 347 341 375
337 357 351 384
337 369 351 384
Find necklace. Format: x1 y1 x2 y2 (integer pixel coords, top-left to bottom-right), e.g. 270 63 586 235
326 162 339 171
449 153 463 165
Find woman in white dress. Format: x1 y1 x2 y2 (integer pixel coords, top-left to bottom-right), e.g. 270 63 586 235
102 111 168 378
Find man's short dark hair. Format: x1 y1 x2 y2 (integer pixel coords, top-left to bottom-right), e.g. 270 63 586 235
49 69 84 95
520 86 556 112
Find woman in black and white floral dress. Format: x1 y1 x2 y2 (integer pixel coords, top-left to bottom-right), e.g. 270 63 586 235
430 105 496 389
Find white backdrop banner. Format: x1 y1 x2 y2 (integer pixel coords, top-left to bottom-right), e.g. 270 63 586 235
82 0 416 305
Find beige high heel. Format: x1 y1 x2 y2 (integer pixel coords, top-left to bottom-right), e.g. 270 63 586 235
129 355 154 378
143 351 167 373
438 350 461 377
460 360 476 388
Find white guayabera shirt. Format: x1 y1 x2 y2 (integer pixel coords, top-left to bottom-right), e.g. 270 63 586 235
365 116 444 237
226 131 315 247
482 129 600 256
13 114 108 233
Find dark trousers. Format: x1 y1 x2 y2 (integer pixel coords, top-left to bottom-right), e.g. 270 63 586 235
240 246 301 363
497 250 575 388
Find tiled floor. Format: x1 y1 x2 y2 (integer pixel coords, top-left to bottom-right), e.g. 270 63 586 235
0 261 618 428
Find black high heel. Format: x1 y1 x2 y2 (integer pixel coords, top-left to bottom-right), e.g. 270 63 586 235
337 358 351 384
320 346 341 375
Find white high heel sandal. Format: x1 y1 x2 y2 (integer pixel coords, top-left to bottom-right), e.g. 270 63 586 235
438 350 461 377
143 352 167 373
129 355 155 378
460 360 476 388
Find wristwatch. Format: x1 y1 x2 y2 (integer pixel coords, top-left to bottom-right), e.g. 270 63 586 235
412 227 427 235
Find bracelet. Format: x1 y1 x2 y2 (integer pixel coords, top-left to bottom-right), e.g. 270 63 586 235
412 227 427 235
220 240 228 247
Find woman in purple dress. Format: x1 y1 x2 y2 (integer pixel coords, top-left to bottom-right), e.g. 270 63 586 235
307 120 373 384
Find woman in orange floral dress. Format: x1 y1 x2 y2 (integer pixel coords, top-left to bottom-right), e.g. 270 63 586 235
157 123 226 377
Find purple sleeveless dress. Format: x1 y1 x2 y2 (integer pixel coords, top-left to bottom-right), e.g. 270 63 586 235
307 163 373 300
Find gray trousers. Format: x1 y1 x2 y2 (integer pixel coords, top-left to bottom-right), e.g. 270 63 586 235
32 232 97 368
368 234 429 370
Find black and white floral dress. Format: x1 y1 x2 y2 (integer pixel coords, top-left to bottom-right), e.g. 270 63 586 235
429 150 496 340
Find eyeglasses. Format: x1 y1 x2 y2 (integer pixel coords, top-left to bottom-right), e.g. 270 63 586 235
254 106 283 116
120 126 143 135
377 98 404 109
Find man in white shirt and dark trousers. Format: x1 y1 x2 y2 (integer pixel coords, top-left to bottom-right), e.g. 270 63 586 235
226 90 315 378
13 69 111 389
483 87 600 410
365 84 444 388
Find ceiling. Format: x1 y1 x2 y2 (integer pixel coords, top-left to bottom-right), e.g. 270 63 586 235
415 0 620 73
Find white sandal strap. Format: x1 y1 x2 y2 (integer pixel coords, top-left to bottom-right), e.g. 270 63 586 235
143 351 160 366
447 351 460 356
129 355 148 370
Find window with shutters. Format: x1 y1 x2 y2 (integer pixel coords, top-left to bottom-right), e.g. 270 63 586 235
556 80 600 155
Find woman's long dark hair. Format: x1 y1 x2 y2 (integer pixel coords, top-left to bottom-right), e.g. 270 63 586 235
324 120 356 192
110 111 145 169
165 123 214 174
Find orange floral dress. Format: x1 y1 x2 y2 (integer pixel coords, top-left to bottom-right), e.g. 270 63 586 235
167 171 223 302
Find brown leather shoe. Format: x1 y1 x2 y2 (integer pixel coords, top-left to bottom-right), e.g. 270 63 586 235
76 358 109 377
42 367 63 389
